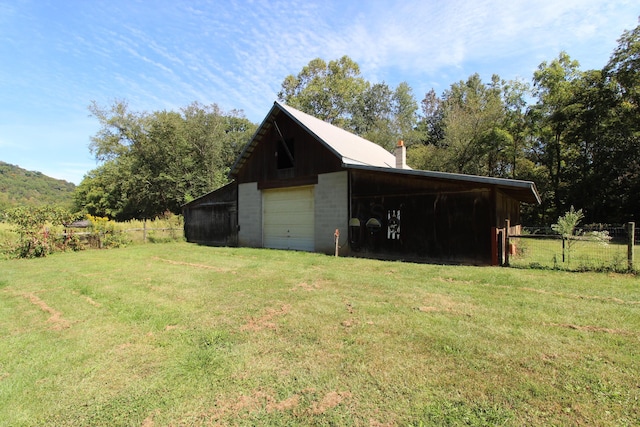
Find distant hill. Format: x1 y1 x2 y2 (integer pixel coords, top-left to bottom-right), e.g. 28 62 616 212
0 161 76 211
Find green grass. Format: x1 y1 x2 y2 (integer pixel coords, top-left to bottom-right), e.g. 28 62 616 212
1 243 639 426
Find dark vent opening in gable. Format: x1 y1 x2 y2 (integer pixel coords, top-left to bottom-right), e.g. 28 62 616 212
277 138 295 169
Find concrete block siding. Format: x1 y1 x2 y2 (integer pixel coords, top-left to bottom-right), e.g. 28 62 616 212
238 182 262 247
314 171 348 254
238 172 348 253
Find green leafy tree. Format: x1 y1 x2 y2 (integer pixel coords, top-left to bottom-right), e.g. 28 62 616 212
77 101 256 220
418 74 510 176
416 89 445 146
551 205 584 236
551 206 584 264
599 19 640 223
408 89 446 171
528 52 582 219
73 160 136 219
278 56 368 128
278 56 418 150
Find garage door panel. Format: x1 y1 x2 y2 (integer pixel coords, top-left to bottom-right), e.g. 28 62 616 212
263 187 314 251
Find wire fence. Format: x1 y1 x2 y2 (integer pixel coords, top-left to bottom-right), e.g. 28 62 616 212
508 224 636 272
65 227 184 249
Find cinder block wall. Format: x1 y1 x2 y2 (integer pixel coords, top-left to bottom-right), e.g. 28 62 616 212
238 182 262 248
314 171 348 254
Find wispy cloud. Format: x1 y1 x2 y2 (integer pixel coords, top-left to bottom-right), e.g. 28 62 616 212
0 0 637 183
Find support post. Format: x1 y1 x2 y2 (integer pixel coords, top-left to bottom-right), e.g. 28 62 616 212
628 222 635 271
504 219 510 267
334 229 340 257
497 229 504 266
491 227 498 266
143 219 147 244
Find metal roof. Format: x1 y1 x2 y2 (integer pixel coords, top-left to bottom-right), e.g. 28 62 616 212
230 101 540 204
276 101 399 168
230 101 397 176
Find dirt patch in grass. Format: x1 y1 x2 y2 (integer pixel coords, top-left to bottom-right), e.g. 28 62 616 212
545 322 635 336
267 394 300 413
22 292 70 330
152 256 235 273
196 389 349 422
71 290 101 307
291 282 319 291
310 390 351 414
141 410 159 427
417 292 474 315
240 304 291 332
201 389 300 421
517 286 639 305
83 296 101 307
436 277 476 285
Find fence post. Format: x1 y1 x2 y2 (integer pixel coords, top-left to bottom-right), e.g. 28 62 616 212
504 219 510 267
628 222 635 271
143 219 147 244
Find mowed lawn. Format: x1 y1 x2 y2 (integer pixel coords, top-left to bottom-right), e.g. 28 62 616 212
0 243 638 426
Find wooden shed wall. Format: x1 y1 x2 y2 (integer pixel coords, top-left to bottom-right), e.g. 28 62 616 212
183 183 238 246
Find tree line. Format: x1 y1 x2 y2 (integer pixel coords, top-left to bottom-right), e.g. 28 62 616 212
75 20 640 225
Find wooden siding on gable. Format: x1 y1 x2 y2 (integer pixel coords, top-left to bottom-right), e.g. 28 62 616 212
234 110 342 186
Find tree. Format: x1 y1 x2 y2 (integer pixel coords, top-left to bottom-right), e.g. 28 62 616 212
600 19 640 222
73 160 136 219
278 56 418 150
605 19 640 108
416 89 445 146
426 73 509 176
278 56 368 128
528 52 582 220
408 89 447 171
502 78 532 179
77 101 256 220
551 205 584 264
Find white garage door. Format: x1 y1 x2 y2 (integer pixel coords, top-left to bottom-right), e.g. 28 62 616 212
263 186 314 251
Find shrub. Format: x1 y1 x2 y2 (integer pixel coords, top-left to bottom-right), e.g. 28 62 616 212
2 206 80 258
87 215 132 249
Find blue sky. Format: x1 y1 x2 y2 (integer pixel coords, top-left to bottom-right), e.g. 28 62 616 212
0 0 637 184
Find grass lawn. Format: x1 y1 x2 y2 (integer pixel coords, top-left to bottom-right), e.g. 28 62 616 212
1 242 638 426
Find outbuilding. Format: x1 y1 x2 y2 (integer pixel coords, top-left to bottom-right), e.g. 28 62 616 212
183 101 540 265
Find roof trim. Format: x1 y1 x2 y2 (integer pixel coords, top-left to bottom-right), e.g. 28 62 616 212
181 180 237 209
229 103 281 177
